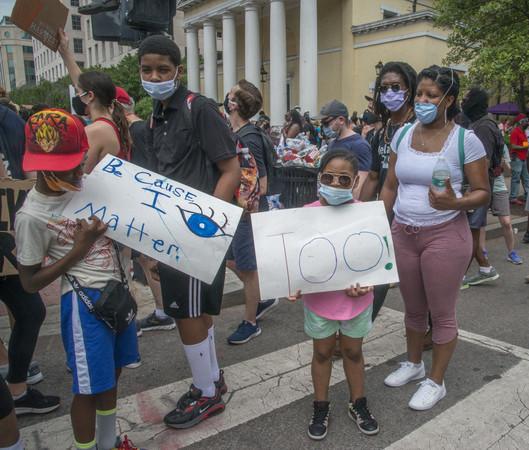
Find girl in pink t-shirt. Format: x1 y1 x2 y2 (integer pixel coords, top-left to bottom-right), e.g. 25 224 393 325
288 149 378 440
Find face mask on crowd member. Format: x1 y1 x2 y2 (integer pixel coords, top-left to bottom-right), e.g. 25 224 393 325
317 149 359 206
223 92 239 116
414 68 455 125
72 92 89 116
315 100 350 140
142 73 179 101
138 36 184 101
380 83 408 112
461 87 489 123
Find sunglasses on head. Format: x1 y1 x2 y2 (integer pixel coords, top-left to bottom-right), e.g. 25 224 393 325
320 172 353 188
380 84 403 93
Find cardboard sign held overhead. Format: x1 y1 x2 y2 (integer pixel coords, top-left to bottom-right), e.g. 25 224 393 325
11 0 68 51
0 178 35 276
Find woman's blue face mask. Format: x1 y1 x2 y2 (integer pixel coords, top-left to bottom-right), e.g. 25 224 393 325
415 71 455 125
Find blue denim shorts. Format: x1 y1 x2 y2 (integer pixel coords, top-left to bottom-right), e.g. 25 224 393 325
226 219 257 271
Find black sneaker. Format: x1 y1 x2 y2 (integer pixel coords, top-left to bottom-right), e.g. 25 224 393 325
176 371 227 411
137 311 176 332
308 401 330 440
164 386 225 429
256 298 280 320
348 397 379 435
523 232 529 244
14 388 60 415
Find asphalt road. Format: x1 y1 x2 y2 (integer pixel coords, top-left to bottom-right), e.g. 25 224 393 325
13 235 529 449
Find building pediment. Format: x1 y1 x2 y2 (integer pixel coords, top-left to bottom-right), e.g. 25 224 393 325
352 10 438 35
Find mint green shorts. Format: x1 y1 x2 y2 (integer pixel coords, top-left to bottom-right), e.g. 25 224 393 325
304 305 373 340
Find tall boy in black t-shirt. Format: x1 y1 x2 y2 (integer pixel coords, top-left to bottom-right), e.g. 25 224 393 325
138 35 241 430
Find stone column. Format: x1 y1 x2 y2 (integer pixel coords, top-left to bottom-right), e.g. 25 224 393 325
244 2 261 87
203 19 218 100
185 26 200 92
222 12 237 95
269 0 287 126
299 0 318 115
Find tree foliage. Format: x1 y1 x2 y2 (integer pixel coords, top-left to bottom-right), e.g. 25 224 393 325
435 0 529 108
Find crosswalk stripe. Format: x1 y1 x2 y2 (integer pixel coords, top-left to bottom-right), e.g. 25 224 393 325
385 360 529 450
20 308 406 449
19 307 529 449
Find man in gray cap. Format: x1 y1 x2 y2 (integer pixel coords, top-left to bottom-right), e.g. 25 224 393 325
316 99 372 197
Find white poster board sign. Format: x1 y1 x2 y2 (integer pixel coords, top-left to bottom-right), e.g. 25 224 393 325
252 201 399 299
63 155 243 284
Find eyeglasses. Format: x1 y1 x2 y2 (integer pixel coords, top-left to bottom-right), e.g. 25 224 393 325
321 117 337 127
380 84 403 93
320 172 353 188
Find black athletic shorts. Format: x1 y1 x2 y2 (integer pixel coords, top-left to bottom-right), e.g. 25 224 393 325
159 263 226 319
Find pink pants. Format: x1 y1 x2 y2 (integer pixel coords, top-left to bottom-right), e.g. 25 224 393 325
391 213 472 344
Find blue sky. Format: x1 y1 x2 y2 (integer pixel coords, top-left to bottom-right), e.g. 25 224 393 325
0 0 14 18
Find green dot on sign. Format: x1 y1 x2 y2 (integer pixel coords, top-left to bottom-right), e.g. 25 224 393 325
385 263 393 270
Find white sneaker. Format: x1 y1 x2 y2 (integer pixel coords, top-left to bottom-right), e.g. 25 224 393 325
384 361 425 387
408 378 446 410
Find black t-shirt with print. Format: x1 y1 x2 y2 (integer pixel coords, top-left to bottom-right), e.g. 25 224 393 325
370 118 415 192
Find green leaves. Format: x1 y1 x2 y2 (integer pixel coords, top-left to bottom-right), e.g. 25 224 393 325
435 0 529 108
10 52 187 119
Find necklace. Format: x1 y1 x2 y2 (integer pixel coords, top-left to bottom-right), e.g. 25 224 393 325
417 121 451 147
383 108 414 144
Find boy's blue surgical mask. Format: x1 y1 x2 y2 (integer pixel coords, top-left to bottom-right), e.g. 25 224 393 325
142 74 179 101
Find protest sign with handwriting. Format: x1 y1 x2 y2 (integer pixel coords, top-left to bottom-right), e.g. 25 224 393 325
62 155 243 284
252 201 399 299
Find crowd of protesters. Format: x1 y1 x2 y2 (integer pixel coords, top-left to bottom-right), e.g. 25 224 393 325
0 28 528 450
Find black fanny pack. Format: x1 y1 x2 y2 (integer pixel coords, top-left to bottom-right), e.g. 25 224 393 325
66 242 137 334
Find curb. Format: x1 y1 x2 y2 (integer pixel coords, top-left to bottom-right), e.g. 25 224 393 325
485 216 526 240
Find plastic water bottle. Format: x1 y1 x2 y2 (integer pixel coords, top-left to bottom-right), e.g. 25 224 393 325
431 156 451 191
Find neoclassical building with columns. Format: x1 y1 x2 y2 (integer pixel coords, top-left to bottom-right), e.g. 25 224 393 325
177 0 456 125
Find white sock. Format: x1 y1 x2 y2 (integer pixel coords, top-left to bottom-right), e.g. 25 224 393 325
183 338 215 397
208 326 220 382
96 408 117 450
479 266 492 274
154 308 169 319
0 437 25 450
12 390 26 400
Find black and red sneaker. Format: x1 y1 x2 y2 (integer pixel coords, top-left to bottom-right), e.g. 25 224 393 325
176 370 227 411
165 386 225 429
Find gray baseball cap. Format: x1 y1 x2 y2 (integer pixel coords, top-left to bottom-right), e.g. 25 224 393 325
313 99 349 121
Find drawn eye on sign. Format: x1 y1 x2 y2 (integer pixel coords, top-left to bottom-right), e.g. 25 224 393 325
177 204 232 239
62 155 243 285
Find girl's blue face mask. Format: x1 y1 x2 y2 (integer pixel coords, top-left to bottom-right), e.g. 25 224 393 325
318 184 353 206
